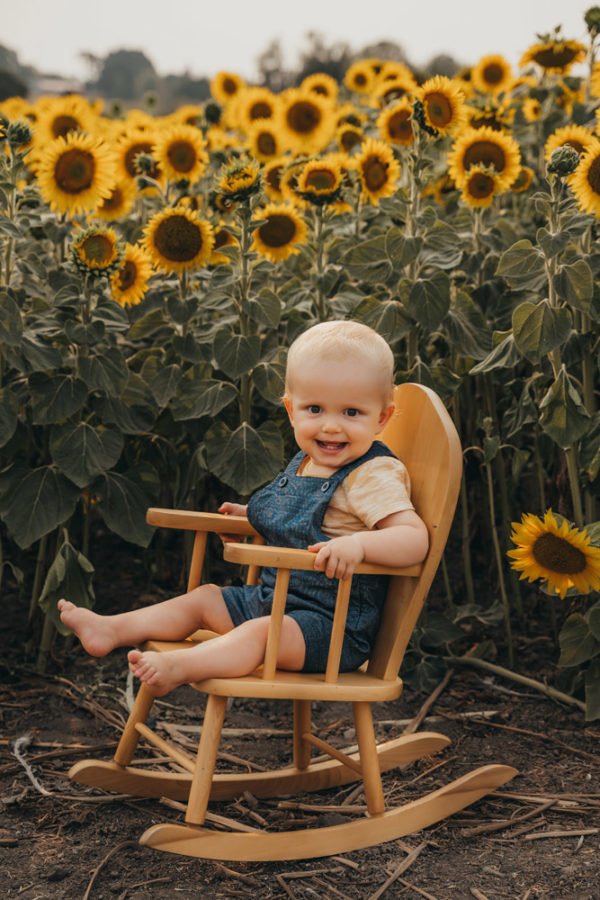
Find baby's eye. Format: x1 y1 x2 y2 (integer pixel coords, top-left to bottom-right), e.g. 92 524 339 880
345 408 361 417
308 405 321 414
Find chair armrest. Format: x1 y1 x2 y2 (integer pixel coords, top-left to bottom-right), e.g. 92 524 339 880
146 508 258 537
223 542 423 577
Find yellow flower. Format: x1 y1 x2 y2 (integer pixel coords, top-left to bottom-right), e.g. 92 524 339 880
262 157 287 202
72 226 122 275
376 98 414 146
153 123 208 184
460 164 502 208
466 102 511 132
277 89 336 154
246 121 285 162
520 39 587 75
354 137 401 205
521 97 542 122
110 243 154 306
545 124 597 161
301 72 339 106
471 54 513 95
448 125 521 191
336 122 365 154
344 60 377 95
35 132 116 216
415 75 466 135
297 157 342 204
217 157 261 201
251 203 307 262
591 62 600 100
508 510 600 598
115 126 162 185
143 207 214 275
569 140 600 216
92 178 136 221
236 86 279 134
210 71 245 105
34 94 98 145
371 75 417 108
510 166 534 193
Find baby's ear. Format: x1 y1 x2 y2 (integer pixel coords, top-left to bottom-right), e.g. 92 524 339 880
377 403 395 431
283 395 294 422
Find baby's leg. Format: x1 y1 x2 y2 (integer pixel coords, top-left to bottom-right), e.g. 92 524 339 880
58 584 233 658
128 615 306 695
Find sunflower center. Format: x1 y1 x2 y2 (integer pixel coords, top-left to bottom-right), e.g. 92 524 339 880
470 113 503 131
311 84 329 97
353 73 367 88
52 115 82 138
265 164 283 191
258 214 296 248
154 214 204 261
362 155 388 191
257 131 277 155
533 45 578 69
467 171 495 198
564 139 585 154
586 155 600 196
464 140 506 173
223 77 238 96
482 63 504 85
118 260 137 291
214 228 232 250
426 92 453 127
387 110 413 141
101 186 123 211
81 234 114 265
250 101 272 120
55 149 95 194
125 141 159 178
167 140 197 173
532 532 587 574
340 128 362 151
304 168 337 191
286 101 321 135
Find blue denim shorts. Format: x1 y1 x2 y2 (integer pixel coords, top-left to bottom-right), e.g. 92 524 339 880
221 583 369 673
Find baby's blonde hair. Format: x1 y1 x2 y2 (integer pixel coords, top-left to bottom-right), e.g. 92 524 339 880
285 320 394 403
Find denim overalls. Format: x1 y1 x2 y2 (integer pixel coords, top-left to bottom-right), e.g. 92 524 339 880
221 440 396 672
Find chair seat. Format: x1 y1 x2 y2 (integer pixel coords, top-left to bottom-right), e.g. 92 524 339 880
143 640 403 701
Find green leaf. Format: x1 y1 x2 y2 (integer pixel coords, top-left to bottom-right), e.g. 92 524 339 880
469 333 521 374
553 259 594 311
0 387 18 447
29 374 87 425
213 330 261 379
443 289 492 360
536 227 570 259
172 333 212 363
167 294 199 325
1 466 80 548
405 270 451 331
170 379 238 421
540 368 591 448
78 348 129 396
588 601 600 641
94 396 156 434
558 612 600 667
253 361 286 404
585 659 600 721
38 542 95 635
512 299 572 364
341 228 416 281
353 296 413 342
419 610 464 646
50 422 123 488
243 289 282 328
205 420 284 494
149 364 182 407
20 332 62 372
128 308 170 340
421 220 463 269
0 291 23 346
64 319 106 345
496 239 546 289
94 472 154 547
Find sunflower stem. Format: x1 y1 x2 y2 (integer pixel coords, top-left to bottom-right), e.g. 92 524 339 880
313 206 327 322
452 390 475 605
28 533 48 625
484 458 514 667
565 445 584 528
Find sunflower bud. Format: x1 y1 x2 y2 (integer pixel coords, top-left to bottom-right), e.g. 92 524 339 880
547 145 580 176
6 120 33 150
204 101 222 125
134 151 156 175
217 157 262 202
585 6 600 37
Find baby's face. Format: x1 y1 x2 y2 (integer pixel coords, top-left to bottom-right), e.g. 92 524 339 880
284 357 394 475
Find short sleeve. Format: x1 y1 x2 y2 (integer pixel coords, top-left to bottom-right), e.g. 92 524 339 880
342 457 413 529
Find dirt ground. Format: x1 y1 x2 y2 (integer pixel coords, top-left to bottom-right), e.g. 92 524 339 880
1 538 600 900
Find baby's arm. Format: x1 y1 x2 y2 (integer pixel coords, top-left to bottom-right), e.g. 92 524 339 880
308 509 429 581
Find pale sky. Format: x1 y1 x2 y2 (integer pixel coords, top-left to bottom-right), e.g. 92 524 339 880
2 0 595 83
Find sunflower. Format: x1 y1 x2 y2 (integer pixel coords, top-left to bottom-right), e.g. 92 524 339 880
336 122 365 154
508 510 600 598
344 60 377 95
521 97 542 122
376 98 414 146
153 123 208 184
511 165 534 193
520 39 587 75
460 164 502 208
143 207 214 275
210 71 245 105
415 76 466 135
115 126 162 185
569 140 600 216
471 54 513 95
110 242 154 306
209 222 238 265
354 137 401 205
35 131 116 216
246 121 285 162
217 157 261 201
168 104 205 128
297 157 343 205
371 76 417 108
251 203 307 262
466 102 511 131
447 125 521 191
72 226 122 276
277 89 336 154
301 73 339 106
280 160 309 208
236 86 279 134
92 178 136 221
34 94 98 145
262 157 287 202
545 124 597 161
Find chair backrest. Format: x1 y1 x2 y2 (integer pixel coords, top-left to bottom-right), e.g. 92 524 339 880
367 383 462 681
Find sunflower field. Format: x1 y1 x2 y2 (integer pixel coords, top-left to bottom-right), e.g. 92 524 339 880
3 15 600 717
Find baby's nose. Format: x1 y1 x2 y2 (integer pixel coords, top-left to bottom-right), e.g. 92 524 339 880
321 418 342 432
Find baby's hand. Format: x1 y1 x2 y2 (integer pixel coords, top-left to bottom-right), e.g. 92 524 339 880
217 502 248 542
308 534 365 581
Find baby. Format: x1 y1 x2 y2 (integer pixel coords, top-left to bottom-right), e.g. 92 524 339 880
59 320 428 694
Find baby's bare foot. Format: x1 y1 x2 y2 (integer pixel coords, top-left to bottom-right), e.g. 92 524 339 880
128 649 188 696
58 599 118 657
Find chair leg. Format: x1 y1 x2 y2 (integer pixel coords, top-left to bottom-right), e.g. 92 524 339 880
352 701 385 816
185 694 227 826
113 682 155 766
293 700 312 770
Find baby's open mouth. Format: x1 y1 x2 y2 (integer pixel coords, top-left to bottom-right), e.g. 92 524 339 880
317 440 347 451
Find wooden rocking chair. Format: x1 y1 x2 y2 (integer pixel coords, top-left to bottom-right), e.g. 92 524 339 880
69 383 517 861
